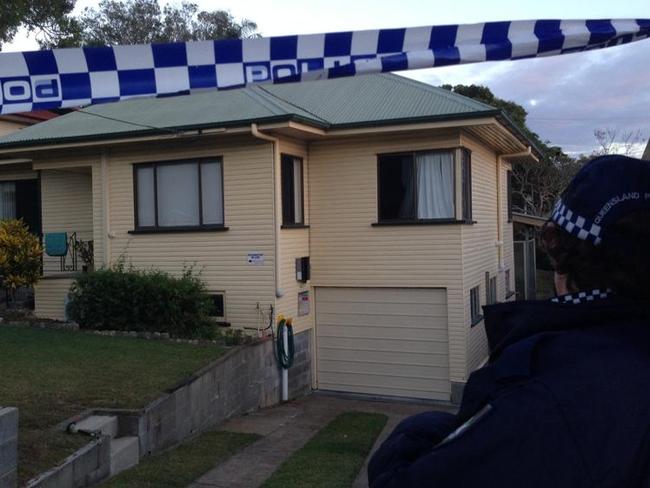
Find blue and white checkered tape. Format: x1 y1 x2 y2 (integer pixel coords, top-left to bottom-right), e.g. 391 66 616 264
0 19 648 114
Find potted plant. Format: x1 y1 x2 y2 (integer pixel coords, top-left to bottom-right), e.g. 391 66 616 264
75 238 94 273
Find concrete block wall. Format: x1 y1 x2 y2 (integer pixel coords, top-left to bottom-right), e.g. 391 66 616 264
289 330 312 399
131 331 312 457
26 438 110 488
0 408 18 488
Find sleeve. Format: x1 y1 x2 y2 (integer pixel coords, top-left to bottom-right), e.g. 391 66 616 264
368 382 590 488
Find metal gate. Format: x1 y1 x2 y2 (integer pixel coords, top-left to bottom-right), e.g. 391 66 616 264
514 238 536 300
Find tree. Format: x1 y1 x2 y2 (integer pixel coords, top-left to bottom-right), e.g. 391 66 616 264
442 84 582 217
0 220 42 305
592 128 646 157
45 0 258 48
0 0 75 49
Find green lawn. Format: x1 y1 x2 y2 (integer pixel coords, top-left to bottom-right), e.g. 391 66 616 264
101 431 260 487
0 326 226 485
263 412 388 488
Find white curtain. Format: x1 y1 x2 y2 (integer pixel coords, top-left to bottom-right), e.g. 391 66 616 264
200 161 224 225
416 152 454 219
157 163 200 226
137 167 155 226
0 182 16 220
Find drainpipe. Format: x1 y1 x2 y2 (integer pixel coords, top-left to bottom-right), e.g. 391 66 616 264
497 146 535 269
250 123 283 300
251 124 288 402
100 149 111 267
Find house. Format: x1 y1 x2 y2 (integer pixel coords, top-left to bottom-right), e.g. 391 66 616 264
0 73 538 403
0 111 60 233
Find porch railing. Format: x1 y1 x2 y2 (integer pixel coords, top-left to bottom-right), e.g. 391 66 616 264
41 233 93 274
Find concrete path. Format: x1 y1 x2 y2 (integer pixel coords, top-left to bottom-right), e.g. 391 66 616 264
189 393 457 488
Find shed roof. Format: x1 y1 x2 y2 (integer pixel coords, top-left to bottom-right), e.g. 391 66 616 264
0 73 524 149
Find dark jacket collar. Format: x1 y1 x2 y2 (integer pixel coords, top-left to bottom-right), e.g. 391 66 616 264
483 295 650 362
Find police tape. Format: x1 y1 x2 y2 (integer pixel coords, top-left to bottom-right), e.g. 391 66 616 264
0 19 648 115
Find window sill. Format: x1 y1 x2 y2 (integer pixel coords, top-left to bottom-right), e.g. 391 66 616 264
372 219 475 227
128 226 229 234
470 314 484 327
281 224 310 229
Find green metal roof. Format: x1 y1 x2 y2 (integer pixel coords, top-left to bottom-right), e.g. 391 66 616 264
0 73 501 148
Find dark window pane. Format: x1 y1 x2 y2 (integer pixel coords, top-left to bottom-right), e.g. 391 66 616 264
209 294 225 317
15 179 40 234
281 155 296 224
462 149 472 221
378 154 415 220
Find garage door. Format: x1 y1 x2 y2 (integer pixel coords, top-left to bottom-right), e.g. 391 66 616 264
316 287 450 400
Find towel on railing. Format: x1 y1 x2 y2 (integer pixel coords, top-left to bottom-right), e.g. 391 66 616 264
44 233 68 257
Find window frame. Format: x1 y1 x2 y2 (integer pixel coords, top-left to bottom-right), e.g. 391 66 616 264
470 285 483 326
461 148 473 223
280 154 305 226
376 147 473 225
208 292 226 321
486 272 498 305
132 158 226 233
505 269 515 298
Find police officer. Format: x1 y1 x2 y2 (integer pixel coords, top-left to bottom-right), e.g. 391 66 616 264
368 155 650 487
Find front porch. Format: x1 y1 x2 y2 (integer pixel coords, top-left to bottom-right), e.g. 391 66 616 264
36 164 99 320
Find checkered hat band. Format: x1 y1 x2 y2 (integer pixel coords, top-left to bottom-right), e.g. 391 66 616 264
551 288 613 304
0 18 648 114
551 199 603 245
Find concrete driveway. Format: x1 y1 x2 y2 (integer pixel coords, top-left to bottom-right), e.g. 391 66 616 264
189 393 457 488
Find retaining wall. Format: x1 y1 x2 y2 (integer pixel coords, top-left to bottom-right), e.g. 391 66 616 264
0 407 18 488
26 329 312 487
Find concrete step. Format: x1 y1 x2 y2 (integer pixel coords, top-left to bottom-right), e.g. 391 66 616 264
74 415 119 438
110 436 140 476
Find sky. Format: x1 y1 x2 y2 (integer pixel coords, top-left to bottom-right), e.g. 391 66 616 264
5 0 650 156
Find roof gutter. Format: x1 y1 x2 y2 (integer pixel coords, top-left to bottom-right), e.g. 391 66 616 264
250 123 284 300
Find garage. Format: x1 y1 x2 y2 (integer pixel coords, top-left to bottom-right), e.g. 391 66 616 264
315 287 450 401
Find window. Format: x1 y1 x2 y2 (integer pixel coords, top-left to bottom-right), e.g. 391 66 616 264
208 293 225 319
505 269 513 297
486 273 498 305
281 154 304 225
0 182 16 220
461 149 472 222
378 149 471 223
470 286 482 326
134 159 224 230
507 170 513 223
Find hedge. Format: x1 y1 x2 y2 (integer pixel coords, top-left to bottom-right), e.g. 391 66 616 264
66 265 215 339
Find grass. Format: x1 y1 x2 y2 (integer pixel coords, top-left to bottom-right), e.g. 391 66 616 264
0 326 226 485
263 412 388 488
101 431 260 487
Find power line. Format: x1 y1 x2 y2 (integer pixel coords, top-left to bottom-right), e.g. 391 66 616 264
76 107 180 135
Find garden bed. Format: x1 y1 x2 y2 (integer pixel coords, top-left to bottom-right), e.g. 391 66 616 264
0 325 227 485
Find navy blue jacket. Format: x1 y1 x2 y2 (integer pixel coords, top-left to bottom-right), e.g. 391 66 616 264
368 295 650 487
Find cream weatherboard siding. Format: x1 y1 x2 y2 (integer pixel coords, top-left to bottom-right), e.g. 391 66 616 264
276 137 313 334
308 130 467 386
316 287 449 399
40 168 93 275
460 133 517 375
34 277 75 321
104 136 277 330
501 160 516 301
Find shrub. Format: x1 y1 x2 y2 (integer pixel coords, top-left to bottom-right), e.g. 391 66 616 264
0 219 42 304
66 264 216 339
